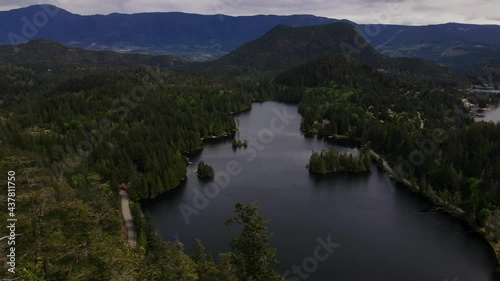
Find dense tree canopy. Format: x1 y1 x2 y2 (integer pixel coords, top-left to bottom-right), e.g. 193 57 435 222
197 161 215 179
2 30 500 278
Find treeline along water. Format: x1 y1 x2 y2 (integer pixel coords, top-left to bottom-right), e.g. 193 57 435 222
144 102 498 281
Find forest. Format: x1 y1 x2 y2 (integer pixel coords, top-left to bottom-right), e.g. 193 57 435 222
0 64 265 279
232 139 248 149
277 55 500 243
0 68 255 200
308 149 371 174
2 27 500 279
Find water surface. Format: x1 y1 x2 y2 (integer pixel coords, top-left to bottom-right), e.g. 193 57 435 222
144 102 498 281
476 107 500 123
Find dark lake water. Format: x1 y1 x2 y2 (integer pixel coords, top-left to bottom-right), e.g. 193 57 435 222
144 102 498 281
476 107 500 123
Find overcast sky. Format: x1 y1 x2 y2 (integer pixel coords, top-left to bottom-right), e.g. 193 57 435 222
0 0 498 25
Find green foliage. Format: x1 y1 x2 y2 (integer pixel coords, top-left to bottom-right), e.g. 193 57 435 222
2 22 500 277
309 149 371 174
206 23 382 77
232 139 248 148
131 201 148 249
280 48 500 232
0 67 253 200
141 205 277 281
190 240 217 280
0 40 183 74
225 202 283 281
144 234 199 281
197 161 215 179
0 157 148 280
18 263 46 281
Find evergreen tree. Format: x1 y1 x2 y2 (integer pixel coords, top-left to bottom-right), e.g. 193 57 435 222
225 202 282 281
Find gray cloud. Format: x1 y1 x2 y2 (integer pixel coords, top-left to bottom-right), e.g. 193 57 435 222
487 16 500 21
0 0 498 25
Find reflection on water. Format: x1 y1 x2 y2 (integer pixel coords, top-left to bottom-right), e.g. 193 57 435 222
476 107 500 123
144 102 499 281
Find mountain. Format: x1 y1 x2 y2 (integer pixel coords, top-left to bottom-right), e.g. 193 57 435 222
0 24 463 87
275 55 382 87
0 39 184 73
275 54 463 90
365 23 500 49
204 22 461 86
205 23 384 76
1 5 498 71
0 5 336 61
364 23 500 69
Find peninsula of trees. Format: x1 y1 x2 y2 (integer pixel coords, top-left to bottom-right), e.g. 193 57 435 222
309 149 371 174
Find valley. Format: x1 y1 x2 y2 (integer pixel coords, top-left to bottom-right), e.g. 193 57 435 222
0 4 500 280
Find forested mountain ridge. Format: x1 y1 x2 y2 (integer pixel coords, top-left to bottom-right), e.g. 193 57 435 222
1 5 499 71
2 16 500 279
365 23 500 69
206 22 463 85
275 55 466 90
0 39 185 73
205 22 382 76
0 5 337 60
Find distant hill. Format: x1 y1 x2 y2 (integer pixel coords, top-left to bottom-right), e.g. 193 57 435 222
205 23 383 76
0 5 499 72
275 55 380 88
0 5 336 61
366 23 500 49
365 23 500 69
0 39 184 73
275 54 464 90
205 22 461 86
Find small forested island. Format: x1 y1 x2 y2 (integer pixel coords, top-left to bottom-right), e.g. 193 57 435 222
232 139 248 148
308 149 371 174
197 161 215 179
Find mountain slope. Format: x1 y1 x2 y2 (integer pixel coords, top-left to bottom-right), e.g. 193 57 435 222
0 5 336 60
205 22 384 76
0 39 184 73
275 54 463 90
1 5 498 70
365 23 500 69
366 23 500 49
204 22 461 85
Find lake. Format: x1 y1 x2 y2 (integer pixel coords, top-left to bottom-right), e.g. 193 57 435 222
144 101 498 281
476 107 500 123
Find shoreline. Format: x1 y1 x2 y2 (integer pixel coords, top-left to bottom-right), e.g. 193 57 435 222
368 148 500 267
147 102 500 271
311 130 500 266
465 99 500 121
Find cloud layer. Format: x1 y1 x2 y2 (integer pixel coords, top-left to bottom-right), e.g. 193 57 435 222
0 0 498 25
